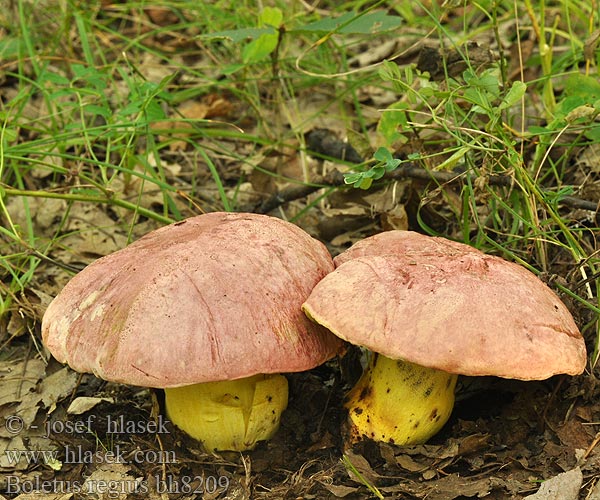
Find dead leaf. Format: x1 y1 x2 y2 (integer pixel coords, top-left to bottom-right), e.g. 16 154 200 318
153 95 235 151
554 419 595 450
320 482 360 497
9 493 72 500
381 203 408 230
67 397 114 415
457 433 491 455
83 463 139 500
584 29 600 63
379 472 497 500
523 467 582 500
38 367 79 412
145 6 179 26
587 477 600 499
342 450 380 487
0 358 46 407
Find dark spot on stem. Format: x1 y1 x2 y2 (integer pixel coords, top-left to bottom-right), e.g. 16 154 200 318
358 386 372 401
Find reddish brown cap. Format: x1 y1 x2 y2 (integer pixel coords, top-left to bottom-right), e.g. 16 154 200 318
303 231 586 380
42 212 343 388
334 229 481 265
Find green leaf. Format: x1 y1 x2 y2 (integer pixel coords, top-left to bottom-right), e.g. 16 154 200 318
199 27 274 42
463 87 491 113
344 170 375 189
343 147 404 190
371 166 387 180
260 7 283 27
42 70 70 86
299 11 402 35
584 123 600 141
463 69 500 98
378 60 404 83
144 100 167 121
499 81 527 110
436 146 470 170
117 101 143 116
373 146 393 163
528 125 549 135
373 147 402 174
48 89 75 100
0 126 18 143
344 172 364 184
356 177 373 189
476 74 500 98
242 32 279 63
0 36 22 60
83 103 111 118
71 63 87 78
564 73 600 101
377 104 409 146
554 95 586 120
222 63 245 75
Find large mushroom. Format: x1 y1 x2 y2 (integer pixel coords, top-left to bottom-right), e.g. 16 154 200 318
42 212 343 452
302 231 587 446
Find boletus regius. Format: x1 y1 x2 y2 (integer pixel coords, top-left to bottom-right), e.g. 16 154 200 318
42 212 343 452
302 230 586 446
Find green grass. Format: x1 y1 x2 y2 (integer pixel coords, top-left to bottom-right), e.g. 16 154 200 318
1 0 599 369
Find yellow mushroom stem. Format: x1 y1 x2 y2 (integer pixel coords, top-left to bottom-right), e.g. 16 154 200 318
164 373 288 452
344 353 458 445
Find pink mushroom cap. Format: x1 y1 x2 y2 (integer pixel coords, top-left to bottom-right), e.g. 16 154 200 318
42 212 343 388
303 231 586 380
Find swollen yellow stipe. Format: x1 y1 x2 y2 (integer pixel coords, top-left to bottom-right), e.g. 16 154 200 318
165 374 288 452
345 354 457 445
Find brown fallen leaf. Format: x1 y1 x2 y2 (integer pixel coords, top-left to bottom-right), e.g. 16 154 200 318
381 473 495 500
523 467 582 500
153 95 235 151
320 482 361 498
342 450 381 487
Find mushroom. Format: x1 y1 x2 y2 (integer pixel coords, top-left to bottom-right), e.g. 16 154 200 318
42 212 343 452
302 230 587 446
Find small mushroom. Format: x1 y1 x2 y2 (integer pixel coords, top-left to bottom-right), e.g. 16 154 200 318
303 231 587 446
42 212 343 452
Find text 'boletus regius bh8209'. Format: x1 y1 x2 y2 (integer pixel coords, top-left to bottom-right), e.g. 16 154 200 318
302 230 586 447
42 212 343 452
